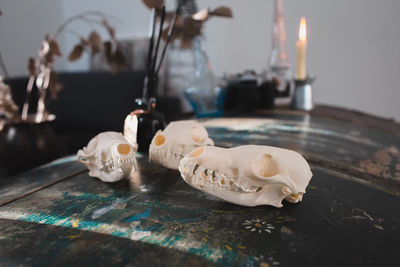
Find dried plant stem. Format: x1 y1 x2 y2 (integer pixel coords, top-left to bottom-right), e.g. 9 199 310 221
0 52 9 79
148 6 166 99
35 89 46 123
143 8 157 100
64 28 86 40
53 11 113 39
155 6 180 75
21 75 35 120
35 67 51 123
151 5 166 77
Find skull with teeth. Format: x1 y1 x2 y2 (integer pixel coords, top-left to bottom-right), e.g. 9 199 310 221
149 120 214 169
178 145 312 207
77 132 137 182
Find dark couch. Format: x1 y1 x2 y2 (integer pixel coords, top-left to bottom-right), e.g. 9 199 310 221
1 71 182 177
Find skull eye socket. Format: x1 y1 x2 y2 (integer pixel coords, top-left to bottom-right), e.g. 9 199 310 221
253 153 278 178
154 134 166 146
117 144 131 155
191 126 208 143
189 147 204 158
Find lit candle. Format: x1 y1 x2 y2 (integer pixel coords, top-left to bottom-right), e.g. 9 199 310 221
296 17 307 80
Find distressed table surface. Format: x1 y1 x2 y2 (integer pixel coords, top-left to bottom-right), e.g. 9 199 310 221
1 107 400 266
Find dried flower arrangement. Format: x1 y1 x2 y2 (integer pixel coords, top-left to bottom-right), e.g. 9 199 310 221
142 0 233 48
140 2 180 101
22 11 126 123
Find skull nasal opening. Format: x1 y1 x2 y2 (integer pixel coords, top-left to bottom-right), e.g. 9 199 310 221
154 134 166 146
253 153 279 178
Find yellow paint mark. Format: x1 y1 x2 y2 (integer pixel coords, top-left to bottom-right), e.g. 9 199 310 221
260 262 270 267
67 233 82 239
225 245 233 251
310 186 317 190
237 245 246 250
72 220 80 228
202 237 208 242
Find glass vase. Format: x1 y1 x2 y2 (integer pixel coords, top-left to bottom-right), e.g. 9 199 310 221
184 36 224 118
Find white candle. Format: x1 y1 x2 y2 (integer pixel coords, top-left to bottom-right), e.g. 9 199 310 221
296 17 307 80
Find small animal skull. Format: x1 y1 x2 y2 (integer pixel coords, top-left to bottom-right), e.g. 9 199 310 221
179 145 312 208
149 120 214 169
77 132 137 182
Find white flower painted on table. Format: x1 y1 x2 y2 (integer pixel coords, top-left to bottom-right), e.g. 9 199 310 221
243 219 275 234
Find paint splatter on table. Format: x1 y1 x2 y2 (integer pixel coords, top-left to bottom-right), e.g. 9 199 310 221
1 110 399 266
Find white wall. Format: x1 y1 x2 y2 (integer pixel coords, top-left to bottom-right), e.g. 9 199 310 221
0 0 65 75
1 0 399 121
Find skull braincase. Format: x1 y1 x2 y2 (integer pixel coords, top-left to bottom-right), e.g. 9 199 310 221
178 145 312 208
149 120 214 169
77 131 137 182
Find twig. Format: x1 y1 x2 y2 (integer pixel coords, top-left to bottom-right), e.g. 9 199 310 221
148 5 166 98
155 4 180 76
0 52 10 79
151 5 166 78
53 11 115 39
143 8 157 100
21 75 35 120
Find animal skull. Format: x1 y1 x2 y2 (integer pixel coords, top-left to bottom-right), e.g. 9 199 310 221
178 145 312 208
149 120 214 169
77 132 137 182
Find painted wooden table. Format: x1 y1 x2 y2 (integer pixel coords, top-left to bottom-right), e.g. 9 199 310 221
1 106 399 266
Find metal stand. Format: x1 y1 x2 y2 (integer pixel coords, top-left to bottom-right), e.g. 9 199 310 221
292 76 315 111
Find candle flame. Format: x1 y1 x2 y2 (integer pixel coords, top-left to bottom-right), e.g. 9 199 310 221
299 17 307 41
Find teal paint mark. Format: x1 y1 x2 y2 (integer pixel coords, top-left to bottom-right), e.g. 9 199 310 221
111 230 129 238
92 197 131 219
18 211 258 266
125 207 152 222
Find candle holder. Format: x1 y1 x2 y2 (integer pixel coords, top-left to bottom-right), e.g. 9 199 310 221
292 76 315 111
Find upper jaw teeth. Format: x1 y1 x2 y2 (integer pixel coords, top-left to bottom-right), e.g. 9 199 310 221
180 160 262 193
150 146 185 164
102 156 133 172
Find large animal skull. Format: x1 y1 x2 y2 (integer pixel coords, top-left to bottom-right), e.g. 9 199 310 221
149 120 214 169
179 145 312 208
77 132 137 182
